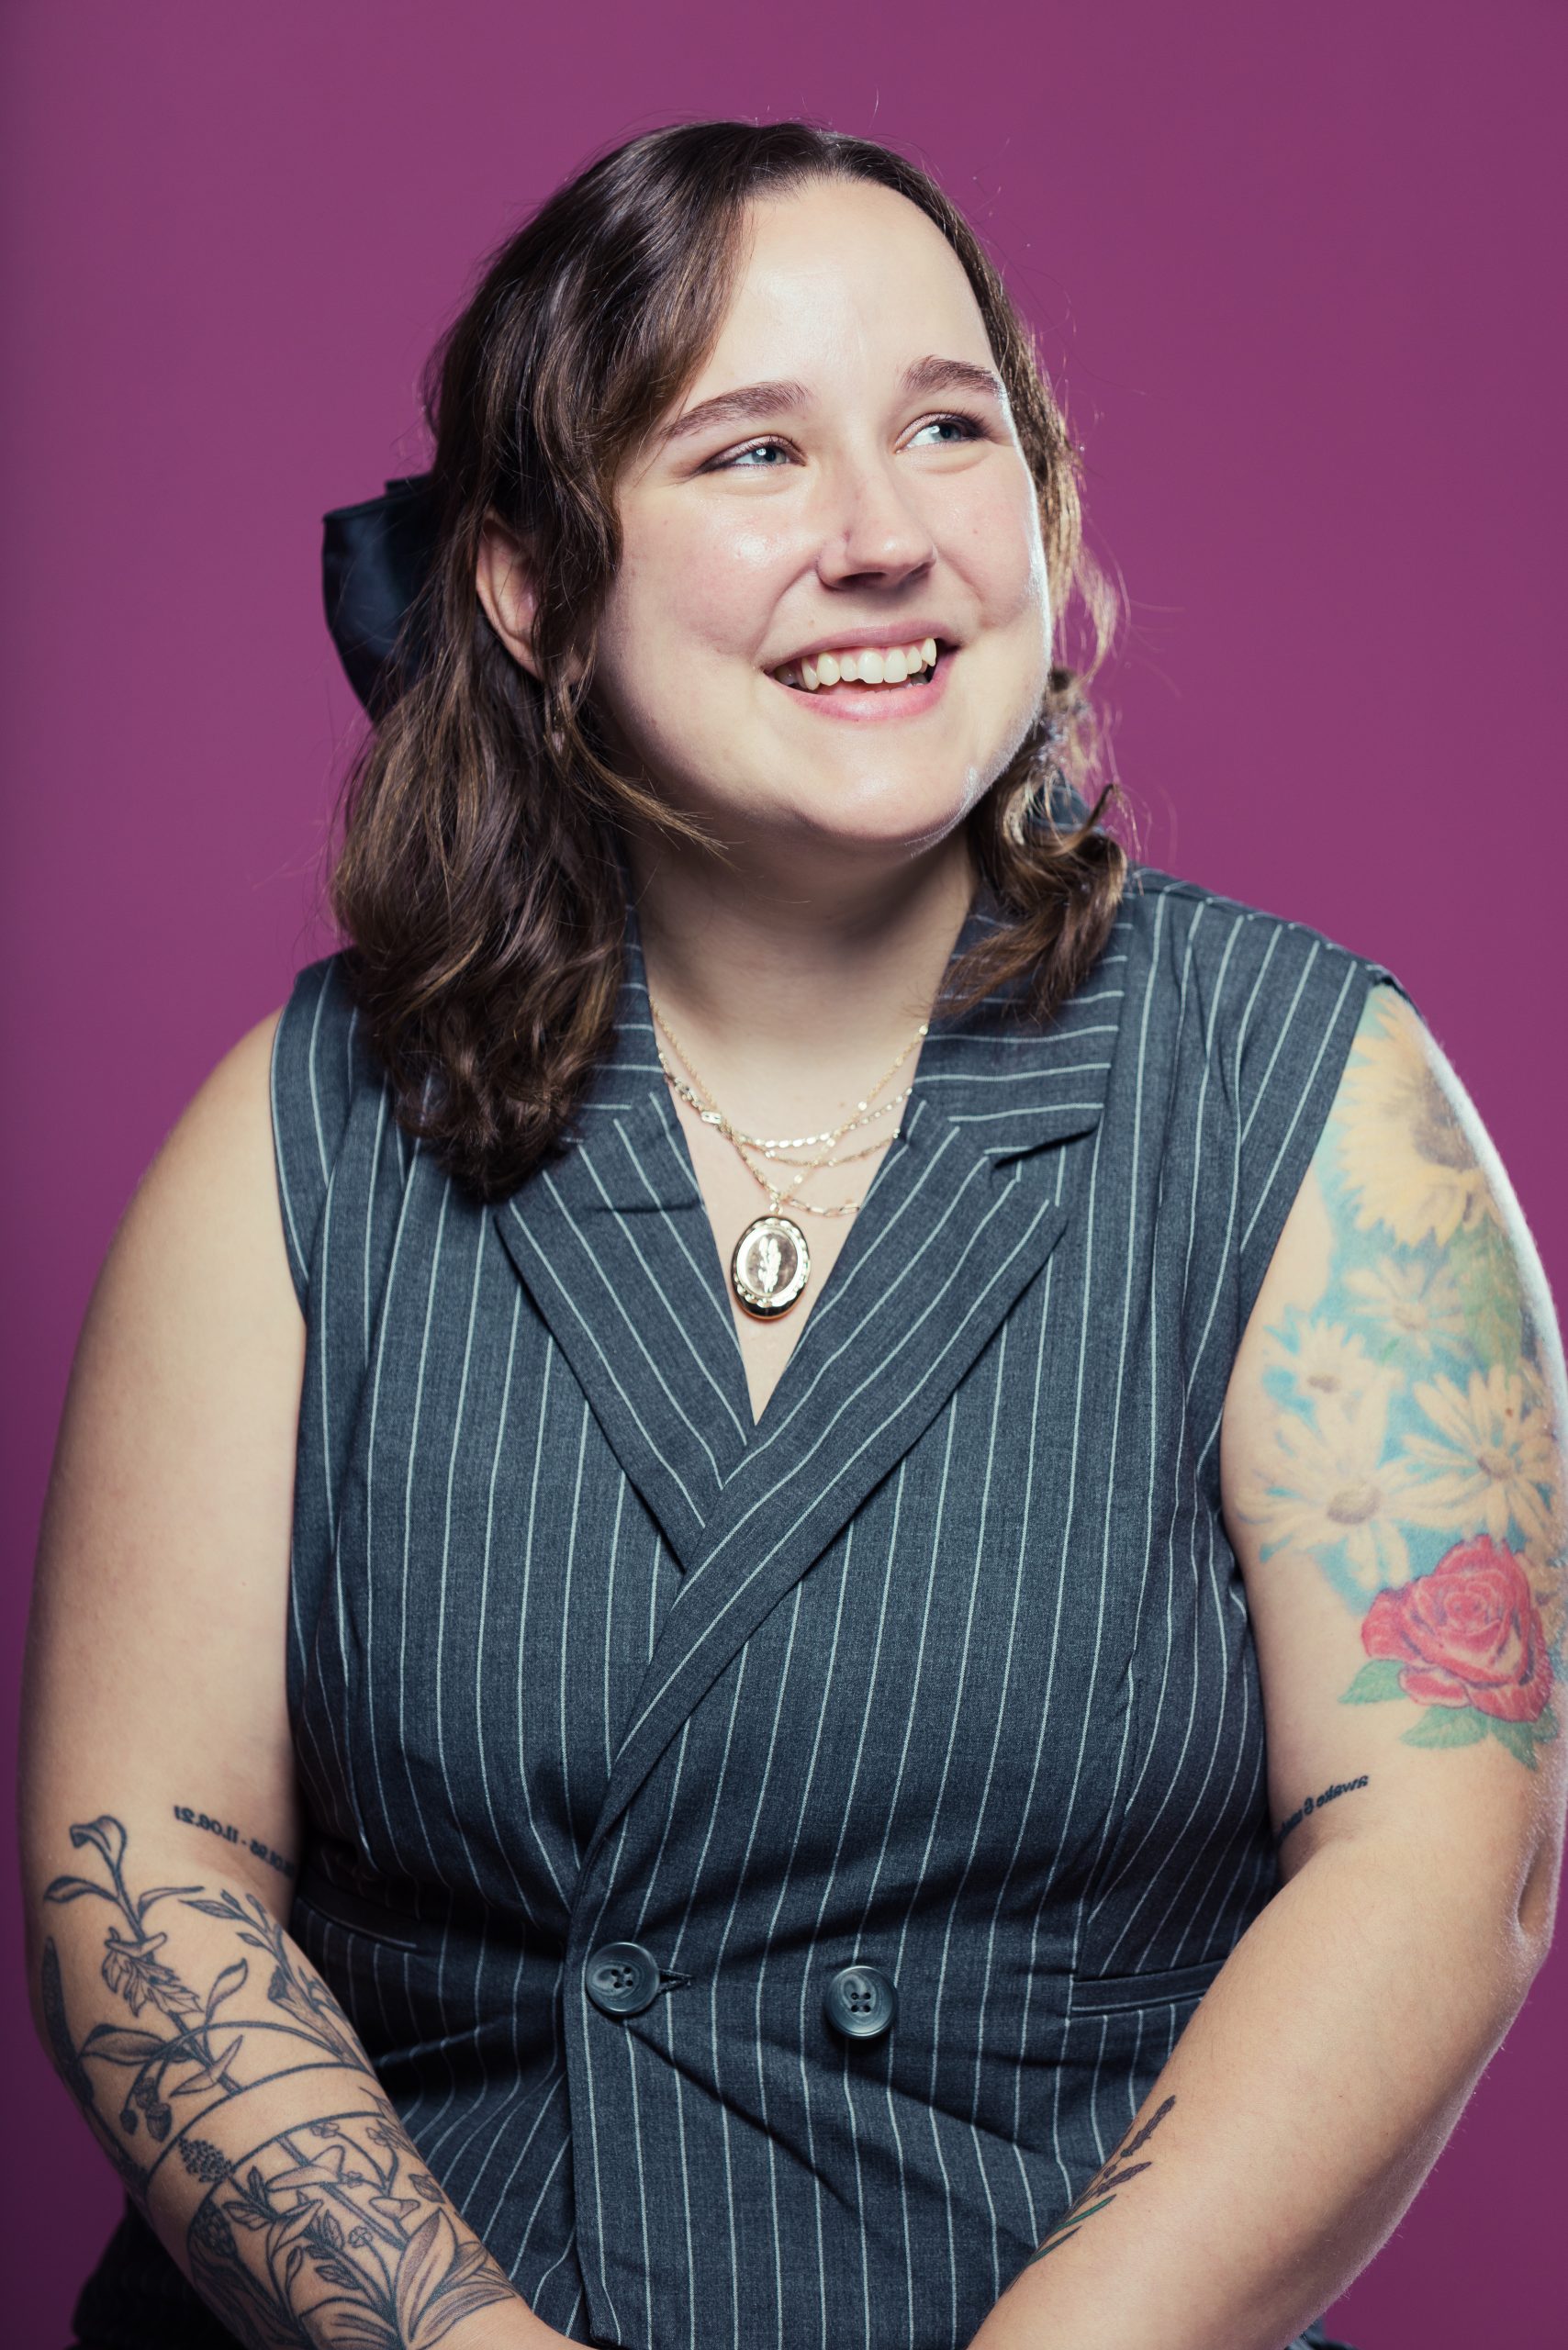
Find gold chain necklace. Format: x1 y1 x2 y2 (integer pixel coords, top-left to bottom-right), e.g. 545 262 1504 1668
660 1061 916 1159
648 995 929 1320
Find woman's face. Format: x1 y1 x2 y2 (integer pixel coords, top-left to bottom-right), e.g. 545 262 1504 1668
589 176 1054 866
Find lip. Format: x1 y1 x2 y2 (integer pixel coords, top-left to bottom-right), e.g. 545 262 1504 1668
765 621 958 670
767 642 958 724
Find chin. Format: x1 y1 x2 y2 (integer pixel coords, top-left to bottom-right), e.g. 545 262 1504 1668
799 760 1001 858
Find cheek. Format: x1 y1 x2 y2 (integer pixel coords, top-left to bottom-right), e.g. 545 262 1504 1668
937 470 1047 629
615 509 797 666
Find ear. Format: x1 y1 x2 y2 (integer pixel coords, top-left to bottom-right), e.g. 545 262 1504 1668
476 512 545 681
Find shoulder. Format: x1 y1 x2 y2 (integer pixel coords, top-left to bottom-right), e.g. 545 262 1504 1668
1309 982 1552 1323
1116 861 1406 1019
268 947 398 1312
1113 860 1415 1112
125 999 292 1256
1097 864 1417 1327
269 948 376 1141
73 997 305 1436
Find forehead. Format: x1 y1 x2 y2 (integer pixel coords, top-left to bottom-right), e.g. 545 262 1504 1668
689 177 996 394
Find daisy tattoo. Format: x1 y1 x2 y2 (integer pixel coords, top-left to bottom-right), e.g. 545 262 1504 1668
1239 987 1565 1766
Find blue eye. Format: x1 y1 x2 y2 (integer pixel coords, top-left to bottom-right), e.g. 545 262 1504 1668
720 440 792 470
907 412 986 447
708 411 988 472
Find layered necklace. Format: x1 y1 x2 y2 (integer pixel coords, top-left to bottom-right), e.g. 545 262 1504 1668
649 995 929 1320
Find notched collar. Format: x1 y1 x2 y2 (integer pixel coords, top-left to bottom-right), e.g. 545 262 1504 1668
511 878 1126 1219
489 878 1128 1764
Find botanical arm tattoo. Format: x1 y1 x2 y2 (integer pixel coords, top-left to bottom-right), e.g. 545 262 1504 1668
1022 2095 1177 2265
39 1812 517 2348
1238 987 1566 1768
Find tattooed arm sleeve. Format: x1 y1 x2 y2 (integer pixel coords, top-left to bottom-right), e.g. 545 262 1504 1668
964 985 1564 2350
1223 980 1567 1908
18 1014 555 2348
28 1810 543 2349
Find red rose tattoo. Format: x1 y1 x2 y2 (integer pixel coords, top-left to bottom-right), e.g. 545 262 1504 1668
1361 1538 1551 1721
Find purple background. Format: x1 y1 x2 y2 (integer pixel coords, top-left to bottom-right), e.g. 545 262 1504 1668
4 5 1562 2342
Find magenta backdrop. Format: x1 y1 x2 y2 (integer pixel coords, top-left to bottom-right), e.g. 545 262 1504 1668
4 4 1562 2342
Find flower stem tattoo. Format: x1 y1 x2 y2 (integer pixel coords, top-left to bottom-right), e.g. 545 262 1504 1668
41 1813 517 2348
1240 988 1566 1766
1022 2096 1177 2266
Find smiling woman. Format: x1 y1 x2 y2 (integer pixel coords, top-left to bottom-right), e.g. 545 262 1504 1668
19 117 1565 2350
329 129 1126 1222
484 174 1060 863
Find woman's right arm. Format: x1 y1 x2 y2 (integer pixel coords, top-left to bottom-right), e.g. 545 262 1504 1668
18 1007 567 2349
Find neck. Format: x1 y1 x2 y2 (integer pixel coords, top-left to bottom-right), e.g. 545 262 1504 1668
622 821 980 1121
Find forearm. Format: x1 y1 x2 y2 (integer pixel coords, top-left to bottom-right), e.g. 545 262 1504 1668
27 1807 559 2350
968 1839 1541 2350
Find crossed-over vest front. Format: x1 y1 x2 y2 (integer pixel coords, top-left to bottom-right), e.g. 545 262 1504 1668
73 860 1399 2350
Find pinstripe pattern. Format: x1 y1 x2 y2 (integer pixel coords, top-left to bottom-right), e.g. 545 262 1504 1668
75 863 1396 2350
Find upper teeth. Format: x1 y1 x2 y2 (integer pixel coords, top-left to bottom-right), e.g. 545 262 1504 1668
773 636 941 691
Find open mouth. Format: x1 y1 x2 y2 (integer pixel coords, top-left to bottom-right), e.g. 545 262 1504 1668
769 636 949 696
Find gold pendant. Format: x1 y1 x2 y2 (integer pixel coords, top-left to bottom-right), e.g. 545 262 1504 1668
730 1214 811 1319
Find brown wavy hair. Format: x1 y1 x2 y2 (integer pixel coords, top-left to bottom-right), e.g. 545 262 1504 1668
326 118 1127 1203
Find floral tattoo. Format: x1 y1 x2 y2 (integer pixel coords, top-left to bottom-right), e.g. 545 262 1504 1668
1240 989 1565 1766
41 1813 517 2347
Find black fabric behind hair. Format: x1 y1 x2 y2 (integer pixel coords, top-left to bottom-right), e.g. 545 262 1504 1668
321 472 442 718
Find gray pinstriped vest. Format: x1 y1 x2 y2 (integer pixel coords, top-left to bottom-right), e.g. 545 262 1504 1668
74 860 1394 2350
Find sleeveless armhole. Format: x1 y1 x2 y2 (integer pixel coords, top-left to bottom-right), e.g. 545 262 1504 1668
1232 930 1420 1337
268 951 365 1315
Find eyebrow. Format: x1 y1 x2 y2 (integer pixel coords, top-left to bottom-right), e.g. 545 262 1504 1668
659 353 1008 447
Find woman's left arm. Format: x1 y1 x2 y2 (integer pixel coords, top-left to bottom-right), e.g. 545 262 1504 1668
968 982 1566 2350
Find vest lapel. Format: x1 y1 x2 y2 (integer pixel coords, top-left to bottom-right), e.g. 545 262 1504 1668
573 893 1128 1878
491 947 754 1569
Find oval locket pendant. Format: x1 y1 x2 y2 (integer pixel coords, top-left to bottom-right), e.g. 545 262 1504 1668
730 1213 812 1319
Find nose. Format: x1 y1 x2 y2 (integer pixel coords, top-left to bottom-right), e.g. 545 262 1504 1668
814 450 937 592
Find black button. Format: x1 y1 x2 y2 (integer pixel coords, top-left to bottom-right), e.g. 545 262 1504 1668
823 1964 897 2041
585 1941 663 2017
